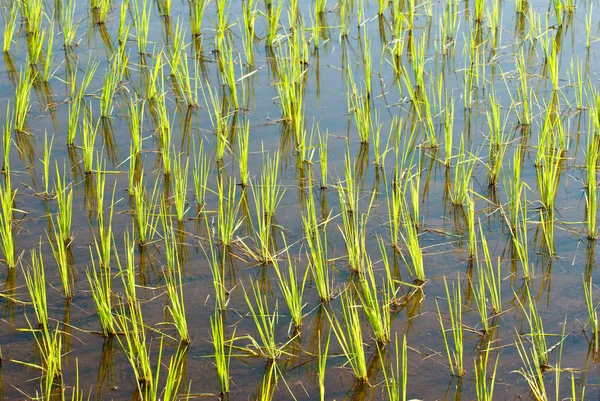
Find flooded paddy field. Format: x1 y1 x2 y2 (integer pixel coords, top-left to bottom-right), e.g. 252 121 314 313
0 0 599 399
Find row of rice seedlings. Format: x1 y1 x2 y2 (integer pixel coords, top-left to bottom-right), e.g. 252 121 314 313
210 308 234 395
273 237 307 332
14 66 35 133
217 177 243 246
436 275 464 376
474 343 499 401
328 289 368 381
163 224 190 344
583 275 598 354
0 174 16 269
378 333 408 401
303 185 332 302
23 246 48 329
172 153 189 222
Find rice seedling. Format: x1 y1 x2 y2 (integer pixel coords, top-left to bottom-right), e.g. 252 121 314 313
273 236 307 331
275 44 306 146
210 308 234 395
171 41 200 108
54 163 73 244
380 334 408 401
190 0 208 36
219 40 239 109
61 0 79 47
2 2 18 53
100 50 128 118
86 248 116 337
265 0 284 45
474 343 499 401
115 300 153 389
81 107 99 174
14 66 35 133
241 280 288 361
2 102 12 173
132 172 160 246
436 275 464 376
450 137 477 206
328 289 368 381
172 153 189 222
39 132 54 197
203 83 230 161
514 330 548 400
133 0 152 54
162 240 190 343
398 191 424 282
47 222 73 300
358 259 391 344
478 222 502 314
91 0 111 23
347 76 372 144
587 112 600 239
467 196 476 259
317 329 331 401
217 176 243 246
338 186 368 273
94 178 116 270
42 23 56 82
512 188 531 279
584 275 599 354
303 186 332 302
486 94 509 187
517 285 550 369
0 175 16 269
192 139 211 210
237 120 250 187
128 95 145 157
318 127 328 189
116 231 137 306
23 246 48 329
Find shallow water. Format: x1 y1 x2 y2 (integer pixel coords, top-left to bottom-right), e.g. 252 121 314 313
0 0 599 400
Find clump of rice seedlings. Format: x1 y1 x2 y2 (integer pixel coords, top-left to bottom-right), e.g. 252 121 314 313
116 231 137 306
242 280 289 361
584 275 599 354
128 95 145 157
171 35 200 108
478 222 502 314
23 246 48 329
486 94 509 187
2 103 12 173
317 329 331 401
273 236 307 331
0 175 16 269
117 0 130 45
62 0 79 47
86 249 116 337
39 132 54 197
157 0 171 16
215 0 232 47
217 177 242 246
443 96 454 167
115 300 153 389
436 275 464 376
81 108 99 174
503 146 525 231
42 23 56 82
201 224 228 310
398 190 424 282
132 172 160 246
265 0 284 45
467 196 476 259
47 222 73 300
192 139 211 210
100 50 128 118
91 0 111 23
303 186 332 302
514 331 548 400
133 0 152 54
2 2 18 53
163 227 189 344
380 334 408 401
67 60 99 147
275 44 306 147
515 50 532 126
219 40 239 109
450 137 477 206
94 177 116 269
328 289 368 381
517 285 550 369
338 185 368 273
27 24 46 65
210 308 234 395
237 120 250 187
54 163 73 244
204 83 230 161
14 66 35 133
172 153 189 222
318 127 328 188
190 0 208 36
347 76 372 144
536 146 562 212
358 259 391 344
586 4 593 49
587 109 600 239
474 344 499 401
